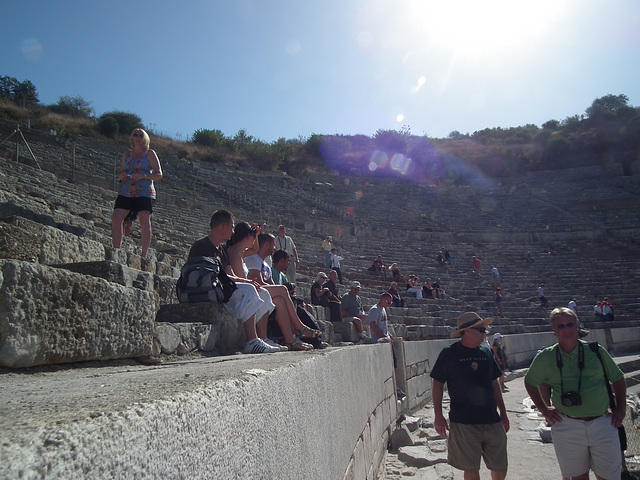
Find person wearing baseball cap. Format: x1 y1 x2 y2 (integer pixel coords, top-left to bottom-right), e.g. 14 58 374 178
340 281 369 341
431 312 509 479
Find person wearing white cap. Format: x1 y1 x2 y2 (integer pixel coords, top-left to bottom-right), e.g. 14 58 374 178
431 312 509 480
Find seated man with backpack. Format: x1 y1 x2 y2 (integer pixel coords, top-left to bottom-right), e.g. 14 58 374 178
186 209 281 354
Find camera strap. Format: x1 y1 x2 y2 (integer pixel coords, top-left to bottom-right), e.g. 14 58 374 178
556 342 584 396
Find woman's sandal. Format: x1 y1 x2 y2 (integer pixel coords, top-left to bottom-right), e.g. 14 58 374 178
295 325 321 338
286 338 313 351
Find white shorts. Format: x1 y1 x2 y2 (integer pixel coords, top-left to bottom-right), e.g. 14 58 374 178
255 288 275 321
224 282 264 323
551 414 621 479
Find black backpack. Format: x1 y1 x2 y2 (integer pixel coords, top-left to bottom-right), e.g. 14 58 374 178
176 256 237 304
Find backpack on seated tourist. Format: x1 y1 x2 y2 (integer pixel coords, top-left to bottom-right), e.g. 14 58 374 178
176 256 237 304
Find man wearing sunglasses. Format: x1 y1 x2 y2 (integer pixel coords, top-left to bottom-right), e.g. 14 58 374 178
431 312 509 480
524 307 626 480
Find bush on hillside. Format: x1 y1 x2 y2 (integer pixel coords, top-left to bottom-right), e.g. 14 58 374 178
50 95 95 117
98 116 119 139
99 111 143 135
192 128 228 148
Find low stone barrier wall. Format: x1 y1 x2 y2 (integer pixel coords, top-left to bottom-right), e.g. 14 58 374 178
0 346 397 480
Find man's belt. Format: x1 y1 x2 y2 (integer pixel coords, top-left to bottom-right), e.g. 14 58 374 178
565 414 605 421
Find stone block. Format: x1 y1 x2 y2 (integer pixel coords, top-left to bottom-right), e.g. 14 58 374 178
155 302 245 355
333 320 360 343
155 323 180 354
0 260 155 368
397 445 447 468
0 216 105 265
390 425 414 450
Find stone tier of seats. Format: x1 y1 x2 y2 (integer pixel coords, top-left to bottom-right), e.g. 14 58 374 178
2 119 640 360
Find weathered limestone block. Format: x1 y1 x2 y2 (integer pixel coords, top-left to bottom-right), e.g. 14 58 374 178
0 216 105 265
0 260 155 368
334 320 360 343
155 302 245 355
56 260 177 307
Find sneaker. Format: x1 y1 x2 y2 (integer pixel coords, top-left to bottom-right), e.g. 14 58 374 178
263 338 287 352
360 335 377 344
243 338 279 354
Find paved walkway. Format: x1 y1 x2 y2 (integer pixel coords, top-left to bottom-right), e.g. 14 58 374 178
385 370 563 479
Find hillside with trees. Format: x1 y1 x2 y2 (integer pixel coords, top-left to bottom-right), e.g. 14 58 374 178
2 74 639 180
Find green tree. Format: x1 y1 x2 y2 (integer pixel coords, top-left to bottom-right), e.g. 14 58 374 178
542 119 559 130
97 116 119 139
52 95 95 117
586 94 629 118
99 111 143 134
232 128 253 152
192 128 227 148
1 77 39 106
0 76 18 99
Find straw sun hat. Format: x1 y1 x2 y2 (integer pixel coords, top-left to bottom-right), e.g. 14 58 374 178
450 312 494 338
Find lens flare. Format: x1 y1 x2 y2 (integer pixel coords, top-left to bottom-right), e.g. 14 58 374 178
368 150 388 171
21 38 43 62
390 154 411 175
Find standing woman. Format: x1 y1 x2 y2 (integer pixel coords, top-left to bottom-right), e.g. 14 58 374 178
111 128 162 258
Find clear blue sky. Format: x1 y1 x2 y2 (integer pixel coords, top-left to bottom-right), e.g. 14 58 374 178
2 0 639 142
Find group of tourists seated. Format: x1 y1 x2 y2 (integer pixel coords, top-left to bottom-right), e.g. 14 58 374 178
593 297 615 321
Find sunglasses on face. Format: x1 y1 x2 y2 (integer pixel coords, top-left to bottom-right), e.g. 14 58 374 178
133 133 144 138
471 327 487 334
555 322 575 330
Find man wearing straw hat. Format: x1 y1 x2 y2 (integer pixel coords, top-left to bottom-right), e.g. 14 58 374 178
431 312 509 480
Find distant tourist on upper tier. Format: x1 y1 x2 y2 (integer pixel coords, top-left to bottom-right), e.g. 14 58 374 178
390 263 402 280
491 265 500 287
321 235 333 268
274 225 299 282
537 283 548 309
405 274 423 299
111 128 162 258
329 248 344 284
388 281 405 307
472 255 483 281
369 255 385 275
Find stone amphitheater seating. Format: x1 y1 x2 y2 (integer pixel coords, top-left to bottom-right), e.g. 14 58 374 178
1 118 640 368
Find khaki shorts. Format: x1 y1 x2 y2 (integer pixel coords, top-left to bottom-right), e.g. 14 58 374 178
448 421 508 473
551 414 621 479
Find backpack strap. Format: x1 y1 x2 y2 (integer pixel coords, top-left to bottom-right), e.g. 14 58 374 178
589 342 615 409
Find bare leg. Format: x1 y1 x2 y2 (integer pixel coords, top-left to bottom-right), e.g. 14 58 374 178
352 317 363 334
255 312 269 339
138 210 152 258
464 472 480 480
490 471 506 480
272 296 296 343
111 208 130 248
242 315 258 341
263 285 307 331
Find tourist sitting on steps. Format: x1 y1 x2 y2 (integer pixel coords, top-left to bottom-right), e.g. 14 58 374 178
340 281 370 341
405 274 424 299
188 210 280 354
388 281 405 307
244 232 321 351
310 272 342 323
